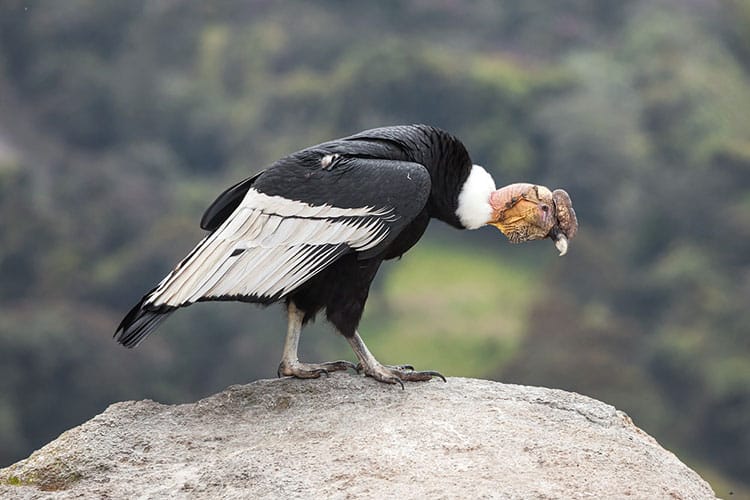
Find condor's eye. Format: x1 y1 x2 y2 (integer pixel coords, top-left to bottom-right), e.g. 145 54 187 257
541 204 550 213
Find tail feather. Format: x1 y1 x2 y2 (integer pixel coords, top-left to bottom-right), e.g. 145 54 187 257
115 291 175 348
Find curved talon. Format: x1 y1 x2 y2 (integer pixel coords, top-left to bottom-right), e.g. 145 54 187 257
340 361 358 372
422 370 446 382
383 376 405 390
357 366 406 389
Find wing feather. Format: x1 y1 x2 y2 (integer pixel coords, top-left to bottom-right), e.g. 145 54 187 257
117 148 433 347
146 190 395 308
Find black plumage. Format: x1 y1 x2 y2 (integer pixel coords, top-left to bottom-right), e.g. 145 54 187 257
118 125 468 333
115 124 575 386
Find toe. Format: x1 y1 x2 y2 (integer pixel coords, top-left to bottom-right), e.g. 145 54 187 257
322 360 357 372
399 370 446 382
375 373 405 390
277 362 325 379
387 364 415 372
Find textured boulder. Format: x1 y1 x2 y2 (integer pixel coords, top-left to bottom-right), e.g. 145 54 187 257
0 375 715 499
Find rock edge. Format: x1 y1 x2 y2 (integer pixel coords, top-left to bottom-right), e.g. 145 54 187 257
0 375 716 499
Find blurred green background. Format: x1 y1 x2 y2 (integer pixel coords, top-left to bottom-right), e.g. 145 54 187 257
1 0 749 495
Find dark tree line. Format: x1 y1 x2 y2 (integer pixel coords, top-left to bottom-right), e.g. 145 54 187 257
0 0 748 494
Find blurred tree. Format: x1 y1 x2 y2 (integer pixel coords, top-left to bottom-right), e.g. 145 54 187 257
503 0 750 485
0 0 747 493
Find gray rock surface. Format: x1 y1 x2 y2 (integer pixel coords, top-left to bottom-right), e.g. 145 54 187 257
0 375 716 499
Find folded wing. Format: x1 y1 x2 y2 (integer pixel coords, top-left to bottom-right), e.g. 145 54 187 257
147 189 399 307
115 156 431 347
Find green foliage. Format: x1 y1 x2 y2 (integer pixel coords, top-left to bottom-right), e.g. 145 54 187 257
0 0 748 494
511 1 750 488
360 242 539 377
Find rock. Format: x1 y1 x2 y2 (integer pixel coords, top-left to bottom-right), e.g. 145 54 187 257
0 375 715 499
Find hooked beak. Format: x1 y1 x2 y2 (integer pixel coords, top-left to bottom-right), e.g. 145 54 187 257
549 226 569 256
549 189 578 257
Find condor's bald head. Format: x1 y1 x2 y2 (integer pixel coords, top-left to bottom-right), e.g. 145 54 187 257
488 183 578 256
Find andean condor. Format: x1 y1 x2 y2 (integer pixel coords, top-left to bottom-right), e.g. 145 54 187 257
116 125 577 387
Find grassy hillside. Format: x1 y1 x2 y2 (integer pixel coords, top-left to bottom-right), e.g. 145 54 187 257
359 241 539 377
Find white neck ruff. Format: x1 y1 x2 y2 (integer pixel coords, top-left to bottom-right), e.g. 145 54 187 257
455 165 496 230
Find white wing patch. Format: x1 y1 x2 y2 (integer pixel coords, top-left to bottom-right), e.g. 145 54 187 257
147 189 396 307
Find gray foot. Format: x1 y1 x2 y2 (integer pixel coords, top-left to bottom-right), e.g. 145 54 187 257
356 362 446 389
277 360 356 379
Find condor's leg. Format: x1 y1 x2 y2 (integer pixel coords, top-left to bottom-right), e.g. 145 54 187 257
346 331 446 389
322 255 445 387
277 302 356 379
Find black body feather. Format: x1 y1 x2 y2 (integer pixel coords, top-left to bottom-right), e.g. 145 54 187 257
115 125 473 345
